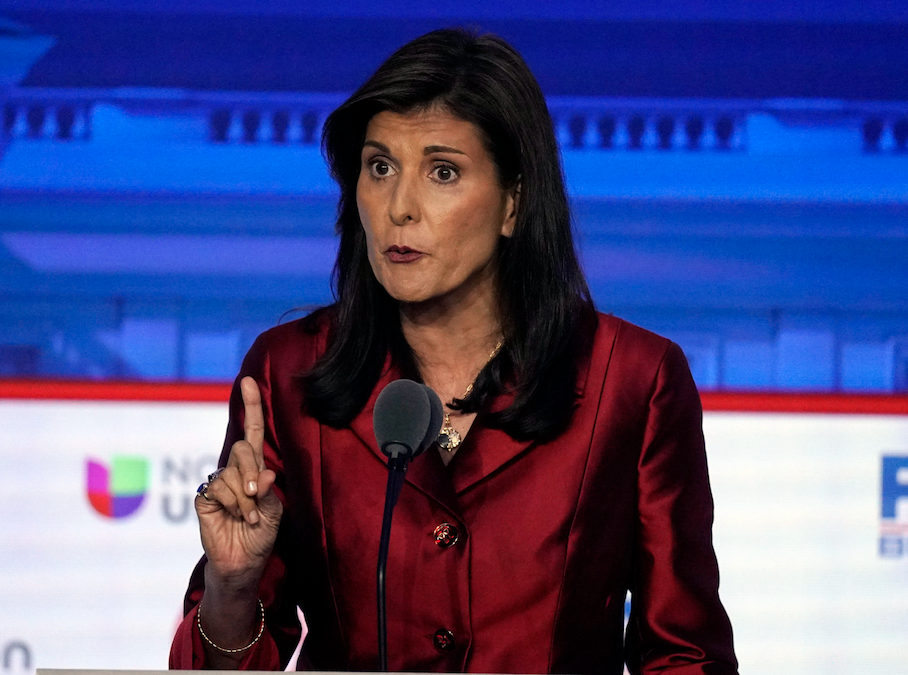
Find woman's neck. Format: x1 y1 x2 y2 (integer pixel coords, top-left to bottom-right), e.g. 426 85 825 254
398 284 502 406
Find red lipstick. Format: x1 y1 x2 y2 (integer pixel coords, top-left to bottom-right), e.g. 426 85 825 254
386 245 424 263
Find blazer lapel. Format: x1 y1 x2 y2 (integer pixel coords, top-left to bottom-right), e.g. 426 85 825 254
450 417 535 495
347 362 398 469
404 444 461 517
450 314 605 495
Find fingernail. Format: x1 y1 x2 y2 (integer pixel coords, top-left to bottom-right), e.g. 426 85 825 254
248 481 257 494
248 509 260 524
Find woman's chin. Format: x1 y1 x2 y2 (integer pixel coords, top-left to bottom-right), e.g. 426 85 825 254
388 289 436 306
378 276 439 305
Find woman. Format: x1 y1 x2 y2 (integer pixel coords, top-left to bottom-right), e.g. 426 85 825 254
170 28 737 674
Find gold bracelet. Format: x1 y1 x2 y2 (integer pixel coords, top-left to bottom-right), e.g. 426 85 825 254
197 598 265 654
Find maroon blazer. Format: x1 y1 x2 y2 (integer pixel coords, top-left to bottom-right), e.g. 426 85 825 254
170 312 737 674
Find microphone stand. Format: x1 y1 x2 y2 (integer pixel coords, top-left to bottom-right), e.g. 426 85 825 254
377 451 409 672
372 379 442 672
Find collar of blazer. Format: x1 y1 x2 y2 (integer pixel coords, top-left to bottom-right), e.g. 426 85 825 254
347 314 611 504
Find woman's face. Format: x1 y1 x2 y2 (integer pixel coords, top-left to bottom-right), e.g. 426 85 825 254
356 107 517 309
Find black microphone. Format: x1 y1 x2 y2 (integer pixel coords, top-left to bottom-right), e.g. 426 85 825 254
374 379 441 464
373 380 443 671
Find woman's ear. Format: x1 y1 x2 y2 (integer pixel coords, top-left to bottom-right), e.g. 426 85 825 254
500 178 521 238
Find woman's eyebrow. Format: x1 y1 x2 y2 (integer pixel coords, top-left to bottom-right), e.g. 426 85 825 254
424 144 466 155
362 140 390 153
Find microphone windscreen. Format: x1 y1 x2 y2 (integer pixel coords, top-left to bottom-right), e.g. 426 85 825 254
418 385 444 456
373 379 432 458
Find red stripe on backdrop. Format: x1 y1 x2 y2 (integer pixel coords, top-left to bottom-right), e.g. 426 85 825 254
1 379 908 414
0 379 232 402
700 391 908 415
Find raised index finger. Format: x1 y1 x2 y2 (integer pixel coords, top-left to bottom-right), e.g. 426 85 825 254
240 376 266 470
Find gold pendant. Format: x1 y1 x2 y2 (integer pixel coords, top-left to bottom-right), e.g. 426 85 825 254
435 339 502 454
437 412 461 452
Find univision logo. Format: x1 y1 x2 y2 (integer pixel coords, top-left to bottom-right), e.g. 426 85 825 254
86 456 149 519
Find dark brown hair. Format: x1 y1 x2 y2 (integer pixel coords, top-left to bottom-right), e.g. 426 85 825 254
303 28 593 441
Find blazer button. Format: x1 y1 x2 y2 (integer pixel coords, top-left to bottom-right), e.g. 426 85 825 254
433 628 456 651
433 522 459 547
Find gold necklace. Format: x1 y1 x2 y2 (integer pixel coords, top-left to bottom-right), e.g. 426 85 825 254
437 340 503 452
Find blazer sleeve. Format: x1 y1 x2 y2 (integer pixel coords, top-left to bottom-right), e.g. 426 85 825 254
624 342 738 674
169 334 302 670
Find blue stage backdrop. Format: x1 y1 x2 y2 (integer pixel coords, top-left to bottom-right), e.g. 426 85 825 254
1 1 907 390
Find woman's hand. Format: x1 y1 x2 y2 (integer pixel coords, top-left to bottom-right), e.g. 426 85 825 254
196 376 283 592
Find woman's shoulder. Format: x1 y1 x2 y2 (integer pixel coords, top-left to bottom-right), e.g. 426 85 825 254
241 306 335 375
589 311 693 391
593 311 676 360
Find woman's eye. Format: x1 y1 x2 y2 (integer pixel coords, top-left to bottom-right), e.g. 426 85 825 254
433 165 458 182
369 160 393 178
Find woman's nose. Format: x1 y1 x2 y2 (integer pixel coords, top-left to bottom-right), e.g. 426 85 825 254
388 173 420 225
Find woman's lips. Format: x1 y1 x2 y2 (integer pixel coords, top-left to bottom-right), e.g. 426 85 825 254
386 245 424 263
